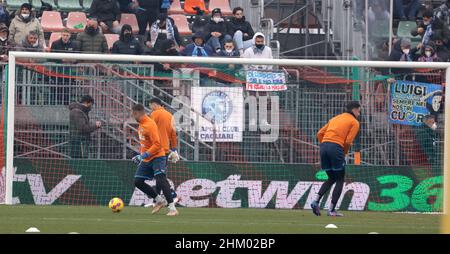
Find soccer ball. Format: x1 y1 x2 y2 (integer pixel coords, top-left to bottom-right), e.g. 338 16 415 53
109 197 124 213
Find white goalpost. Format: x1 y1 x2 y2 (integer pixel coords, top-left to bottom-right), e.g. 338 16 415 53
3 51 450 232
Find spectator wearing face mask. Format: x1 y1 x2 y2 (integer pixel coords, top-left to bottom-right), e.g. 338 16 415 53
217 39 239 57
431 32 450 62
8 3 44 48
411 9 450 46
145 13 181 53
417 43 441 62
206 8 230 53
389 38 417 62
18 31 43 52
0 23 11 62
242 32 273 70
76 19 108 53
112 24 143 55
181 32 214 57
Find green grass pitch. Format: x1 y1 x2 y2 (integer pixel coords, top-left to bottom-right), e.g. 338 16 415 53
0 205 440 234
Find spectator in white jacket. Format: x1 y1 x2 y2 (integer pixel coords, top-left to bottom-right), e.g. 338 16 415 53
242 32 273 70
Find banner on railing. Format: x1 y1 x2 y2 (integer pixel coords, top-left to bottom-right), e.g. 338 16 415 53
245 71 287 92
389 80 443 126
191 87 243 142
10 159 443 212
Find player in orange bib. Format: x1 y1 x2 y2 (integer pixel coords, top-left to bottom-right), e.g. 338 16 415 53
148 98 180 212
311 101 361 217
131 104 178 216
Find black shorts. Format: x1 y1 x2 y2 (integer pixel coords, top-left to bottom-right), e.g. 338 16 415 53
320 142 345 171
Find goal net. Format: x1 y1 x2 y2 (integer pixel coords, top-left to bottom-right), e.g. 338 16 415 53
0 52 448 218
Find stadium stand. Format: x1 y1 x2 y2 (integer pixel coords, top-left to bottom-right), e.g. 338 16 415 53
41 11 65 33
82 0 94 11
104 33 119 50
168 0 184 15
57 0 84 12
208 0 232 16
119 13 139 34
47 31 61 49
66 11 87 33
184 0 208 15
170 14 192 36
6 0 29 10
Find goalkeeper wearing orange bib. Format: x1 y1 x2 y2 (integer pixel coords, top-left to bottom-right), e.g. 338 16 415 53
131 104 178 216
149 98 180 210
311 101 361 217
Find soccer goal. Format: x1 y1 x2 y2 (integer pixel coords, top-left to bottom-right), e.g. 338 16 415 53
0 52 449 232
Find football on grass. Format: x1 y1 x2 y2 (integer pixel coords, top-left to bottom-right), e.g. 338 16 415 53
109 198 124 213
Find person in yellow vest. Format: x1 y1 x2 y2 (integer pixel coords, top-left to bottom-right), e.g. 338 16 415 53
311 101 361 217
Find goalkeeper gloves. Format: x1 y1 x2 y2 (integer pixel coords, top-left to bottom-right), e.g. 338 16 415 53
132 152 150 165
168 148 180 163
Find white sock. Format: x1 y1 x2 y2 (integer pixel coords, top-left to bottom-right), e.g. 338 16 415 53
168 202 176 211
155 195 164 204
314 194 321 203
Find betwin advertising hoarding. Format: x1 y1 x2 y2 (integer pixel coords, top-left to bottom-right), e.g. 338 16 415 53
7 159 442 212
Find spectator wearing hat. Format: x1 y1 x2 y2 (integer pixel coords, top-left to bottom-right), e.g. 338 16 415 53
8 3 44 48
431 31 450 62
227 7 255 55
205 8 230 53
180 32 214 57
90 0 122 34
112 24 143 55
0 23 11 62
389 38 418 77
145 13 181 53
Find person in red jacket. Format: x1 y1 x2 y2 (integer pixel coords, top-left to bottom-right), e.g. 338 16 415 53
311 101 361 217
131 104 179 216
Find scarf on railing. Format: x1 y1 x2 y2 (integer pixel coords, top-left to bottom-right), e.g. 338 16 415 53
150 19 178 48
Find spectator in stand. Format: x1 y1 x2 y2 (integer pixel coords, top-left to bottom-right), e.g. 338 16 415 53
242 32 273 70
181 32 214 57
0 3 10 27
136 0 163 36
18 31 43 52
0 23 11 62
152 39 179 103
217 39 240 57
394 0 421 21
206 8 230 53
90 0 122 34
8 3 44 48
389 38 418 77
145 13 181 53
411 9 450 46
112 24 143 55
76 19 108 53
431 32 450 62
227 7 255 56
51 28 79 53
417 43 441 62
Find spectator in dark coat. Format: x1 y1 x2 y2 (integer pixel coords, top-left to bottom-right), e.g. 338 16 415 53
389 38 417 76
394 0 421 20
76 19 108 53
69 95 102 158
90 0 121 34
51 28 79 53
411 10 450 46
118 0 136 13
0 23 11 62
0 4 10 27
205 8 230 53
136 0 164 35
181 32 214 57
227 7 255 55
432 31 450 62
145 13 181 53
112 24 143 55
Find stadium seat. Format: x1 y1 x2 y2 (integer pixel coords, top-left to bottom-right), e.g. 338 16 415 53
57 0 84 12
82 0 94 10
104 33 119 50
208 0 232 16
119 13 139 34
183 0 208 15
170 14 192 36
48 32 61 49
41 11 65 33
397 21 422 41
66 12 87 33
5 0 29 10
31 0 42 10
168 0 184 15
